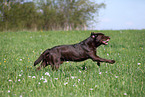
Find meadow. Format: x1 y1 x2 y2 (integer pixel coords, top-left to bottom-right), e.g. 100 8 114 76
0 30 144 97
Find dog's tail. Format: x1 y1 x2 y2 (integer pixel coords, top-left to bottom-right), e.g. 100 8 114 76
34 49 50 66
34 54 43 66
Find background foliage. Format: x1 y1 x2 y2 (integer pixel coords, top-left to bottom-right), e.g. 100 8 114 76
0 0 105 31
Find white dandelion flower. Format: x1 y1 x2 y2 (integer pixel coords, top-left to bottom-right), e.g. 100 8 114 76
79 70 82 73
54 78 58 80
32 76 36 78
20 95 22 97
40 76 44 80
78 79 80 81
8 90 10 93
64 82 68 85
45 72 50 77
43 79 47 83
71 76 77 79
99 72 102 74
137 63 141 65
9 80 12 82
90 88 93 90
124 93 127 95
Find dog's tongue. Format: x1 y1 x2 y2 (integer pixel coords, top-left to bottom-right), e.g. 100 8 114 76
102 39 109 45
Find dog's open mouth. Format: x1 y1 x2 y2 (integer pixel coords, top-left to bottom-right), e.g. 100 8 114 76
102 39 110 45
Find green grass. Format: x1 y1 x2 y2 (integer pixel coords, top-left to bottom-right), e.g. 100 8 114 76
0 30 145 97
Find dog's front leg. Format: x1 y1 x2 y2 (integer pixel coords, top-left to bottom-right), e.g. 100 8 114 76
89 54 115 64
36 60 47 71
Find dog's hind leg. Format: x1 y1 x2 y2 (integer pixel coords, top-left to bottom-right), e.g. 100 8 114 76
50 54 61 71
51 59 61 71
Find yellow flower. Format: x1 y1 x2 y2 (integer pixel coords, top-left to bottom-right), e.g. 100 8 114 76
4 61 6 63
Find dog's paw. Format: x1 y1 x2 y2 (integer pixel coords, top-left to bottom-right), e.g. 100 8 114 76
97 62 100 66
110 60 115 64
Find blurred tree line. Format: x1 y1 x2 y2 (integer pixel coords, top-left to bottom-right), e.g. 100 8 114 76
0 0 105 31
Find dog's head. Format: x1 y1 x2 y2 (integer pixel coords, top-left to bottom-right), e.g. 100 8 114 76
91 32 110 46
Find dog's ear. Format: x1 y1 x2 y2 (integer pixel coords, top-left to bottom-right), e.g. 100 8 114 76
91 32 97 38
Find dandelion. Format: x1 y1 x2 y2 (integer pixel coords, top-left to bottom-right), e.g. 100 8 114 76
137 63 141 65
99 72 102 74
0 62 1 65
8 90 10 93
20 95 22 97
71 76 77 79
45 72 50 77
40 76 44 80
54 78 58 80
78 79 80 82
32 76 36 78
43 79 47 83
4 61 6 63
64 82 68 85
9 80 12 82
73 83 76 87
124 93 127 95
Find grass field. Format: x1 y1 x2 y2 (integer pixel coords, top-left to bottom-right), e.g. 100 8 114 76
0 30 145 97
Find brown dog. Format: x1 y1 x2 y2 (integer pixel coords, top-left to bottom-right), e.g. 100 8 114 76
34 32 115 71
